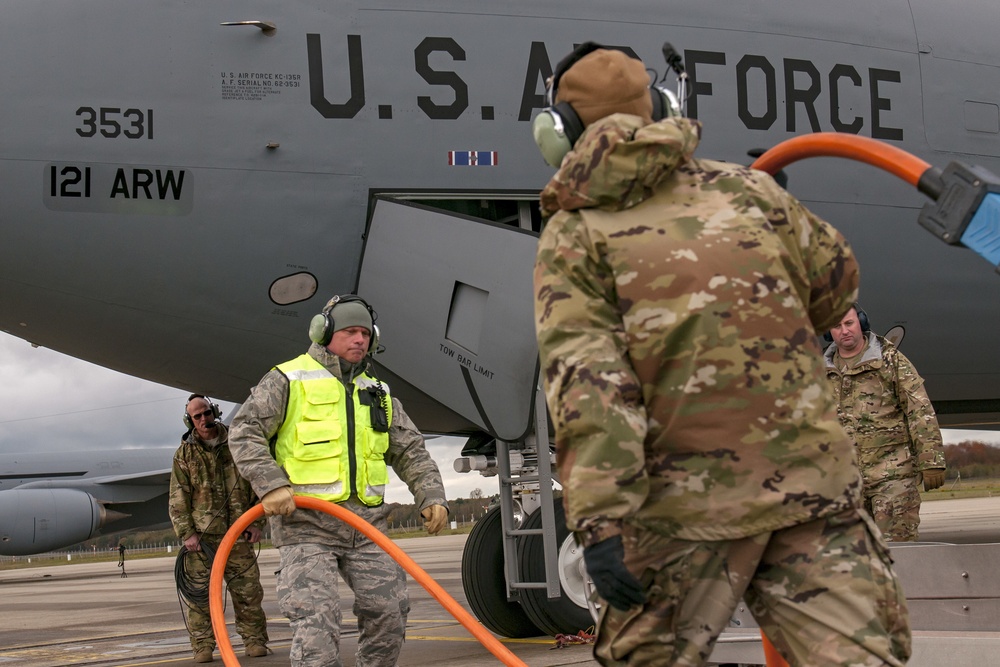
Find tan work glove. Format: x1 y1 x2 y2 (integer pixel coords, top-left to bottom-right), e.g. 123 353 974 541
262 486 296 516
922 469 946 491
421 504 448 535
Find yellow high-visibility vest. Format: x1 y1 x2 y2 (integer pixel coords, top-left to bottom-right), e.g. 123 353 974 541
274 354 392 506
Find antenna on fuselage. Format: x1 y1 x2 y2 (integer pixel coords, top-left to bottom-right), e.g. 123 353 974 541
662 42 688 116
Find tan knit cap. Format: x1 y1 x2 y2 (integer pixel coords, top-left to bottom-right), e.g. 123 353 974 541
555 48 653 128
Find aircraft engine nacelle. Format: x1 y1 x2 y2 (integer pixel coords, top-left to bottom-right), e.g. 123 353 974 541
0 488 103 556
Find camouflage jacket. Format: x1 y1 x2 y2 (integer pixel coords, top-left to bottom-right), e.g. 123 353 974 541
824 332 946 481
534 114 863 545
167 423 263 540
228 342 448 548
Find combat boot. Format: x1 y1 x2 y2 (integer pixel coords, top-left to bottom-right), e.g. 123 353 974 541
193 648 214 663
246 644 269 658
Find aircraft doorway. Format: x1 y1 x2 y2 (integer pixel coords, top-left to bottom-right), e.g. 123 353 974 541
357 195 540 441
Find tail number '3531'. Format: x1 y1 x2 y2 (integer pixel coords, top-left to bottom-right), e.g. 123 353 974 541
75 107 153 140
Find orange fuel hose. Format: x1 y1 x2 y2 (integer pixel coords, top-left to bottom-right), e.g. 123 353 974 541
751 132 937 667
761 633 790 667
752 133 907 667
209 496 528 667
750 132 937 195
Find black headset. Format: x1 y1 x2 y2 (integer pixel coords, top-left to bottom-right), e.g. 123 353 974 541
307 294 380 353
824 303 871 343
532 41 682 168
183 394 222 430
855 304 871 334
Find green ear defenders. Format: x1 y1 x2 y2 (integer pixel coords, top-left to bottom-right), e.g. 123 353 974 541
532 42 682 168
532 86 680 167
308 294 381 354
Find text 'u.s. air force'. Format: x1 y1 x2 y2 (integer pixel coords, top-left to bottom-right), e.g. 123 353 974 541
304 36 905 140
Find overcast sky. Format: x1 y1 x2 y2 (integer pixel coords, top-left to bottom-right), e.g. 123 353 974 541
2 331 998 505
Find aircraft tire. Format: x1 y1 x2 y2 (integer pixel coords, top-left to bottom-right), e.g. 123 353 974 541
461 505 541 638
516 502 594 637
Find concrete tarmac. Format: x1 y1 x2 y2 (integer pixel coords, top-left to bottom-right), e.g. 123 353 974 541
913 494 1000 543
0 534 594 667
1 496 998 667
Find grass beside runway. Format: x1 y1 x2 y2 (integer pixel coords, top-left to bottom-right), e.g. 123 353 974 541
922 475 1000 500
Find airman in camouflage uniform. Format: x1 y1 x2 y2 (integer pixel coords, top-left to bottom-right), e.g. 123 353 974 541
229 295 449 667
533 44 910 666
825 306 947 541
168 394 269 663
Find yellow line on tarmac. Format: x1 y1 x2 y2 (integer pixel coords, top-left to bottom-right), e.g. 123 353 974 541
406 635 554 645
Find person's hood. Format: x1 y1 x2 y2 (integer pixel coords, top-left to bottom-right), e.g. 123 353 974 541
824 331 883 369
308 341 367 383
540 114 702 219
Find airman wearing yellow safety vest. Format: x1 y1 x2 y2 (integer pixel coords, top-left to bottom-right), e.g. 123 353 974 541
230 294 449 667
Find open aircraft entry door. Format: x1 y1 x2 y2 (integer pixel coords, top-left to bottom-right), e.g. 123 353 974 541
357 197 540 441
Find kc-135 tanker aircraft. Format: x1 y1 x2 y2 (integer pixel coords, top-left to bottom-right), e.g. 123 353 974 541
2 0 1000 638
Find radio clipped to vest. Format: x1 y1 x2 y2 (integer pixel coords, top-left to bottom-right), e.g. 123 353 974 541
366 385 389 433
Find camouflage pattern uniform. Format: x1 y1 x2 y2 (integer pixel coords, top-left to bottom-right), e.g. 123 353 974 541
168 422 269 653
229 342 448 667
534 114 910 666
825 332 946 541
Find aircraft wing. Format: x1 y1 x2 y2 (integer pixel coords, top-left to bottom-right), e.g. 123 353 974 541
15 468 172 503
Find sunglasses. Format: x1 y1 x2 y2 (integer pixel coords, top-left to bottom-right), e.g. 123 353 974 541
189 409 215 421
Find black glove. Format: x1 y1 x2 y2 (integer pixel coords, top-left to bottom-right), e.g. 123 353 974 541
583 535 646 611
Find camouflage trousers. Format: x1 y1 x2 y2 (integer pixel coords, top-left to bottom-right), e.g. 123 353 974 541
863 475 921 542
276 541 410 667
594 507 911 667
184 539 268 651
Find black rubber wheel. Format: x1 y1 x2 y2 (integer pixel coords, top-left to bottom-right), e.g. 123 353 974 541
461 505 541 638
516 502 594 637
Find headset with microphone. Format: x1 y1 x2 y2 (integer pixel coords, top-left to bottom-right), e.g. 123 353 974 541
308 294 381 354
183 394 222 430
532 41 686 168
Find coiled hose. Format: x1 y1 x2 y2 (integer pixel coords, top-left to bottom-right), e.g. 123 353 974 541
175 541 217 608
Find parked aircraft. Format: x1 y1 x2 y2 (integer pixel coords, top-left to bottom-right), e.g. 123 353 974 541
0 447 174 556
2 0 999 637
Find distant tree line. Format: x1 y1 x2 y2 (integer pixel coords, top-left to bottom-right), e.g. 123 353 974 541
944 441 1000 479
386 492 495 530
78 490 499 551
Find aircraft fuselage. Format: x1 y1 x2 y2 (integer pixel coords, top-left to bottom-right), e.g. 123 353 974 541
2 0 999 432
